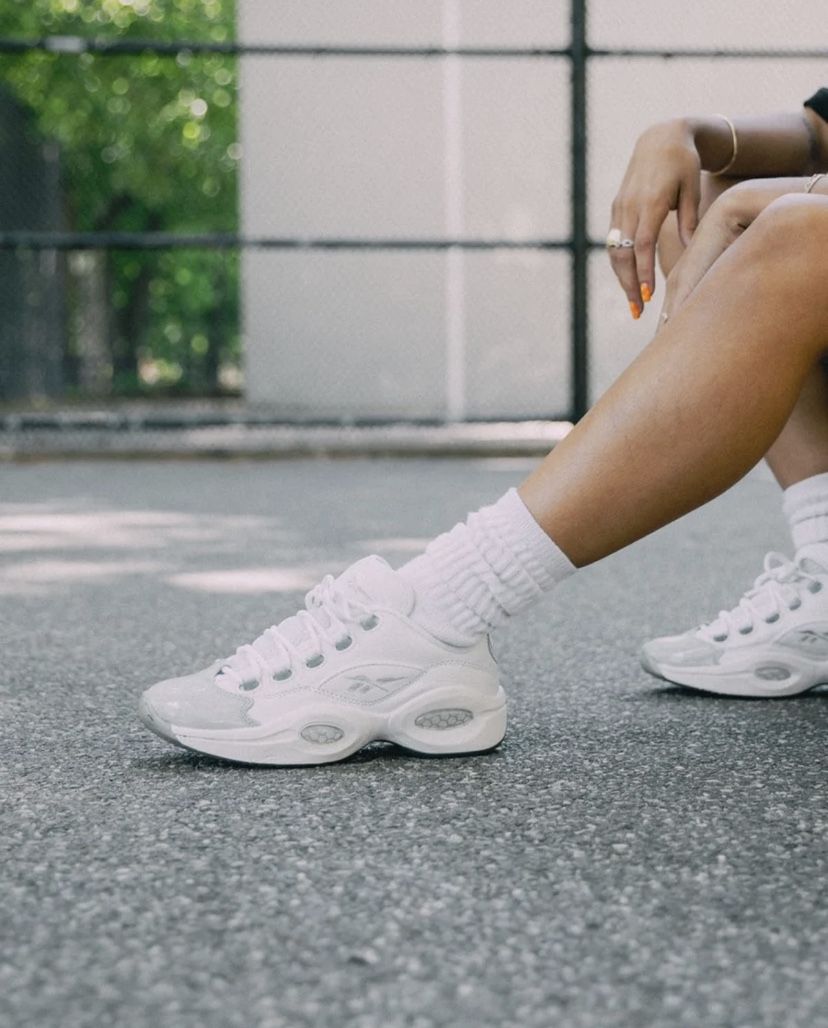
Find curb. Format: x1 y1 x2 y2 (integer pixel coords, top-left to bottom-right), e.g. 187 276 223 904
0 413 571 460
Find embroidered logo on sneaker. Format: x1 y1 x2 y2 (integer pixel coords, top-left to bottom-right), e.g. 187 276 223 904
343 672 417 699
777 626 828 657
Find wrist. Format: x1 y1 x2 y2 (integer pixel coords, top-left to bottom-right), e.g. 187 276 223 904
637 117 695 153
687 115 740 174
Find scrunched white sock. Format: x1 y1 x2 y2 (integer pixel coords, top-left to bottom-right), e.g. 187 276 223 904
398 488 576 644
783 472 828 551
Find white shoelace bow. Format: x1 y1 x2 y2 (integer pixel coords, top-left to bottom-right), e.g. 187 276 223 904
699 551 823 642
216 574 376 687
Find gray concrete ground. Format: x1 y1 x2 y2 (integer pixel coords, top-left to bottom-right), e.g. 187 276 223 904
1 457 826 1028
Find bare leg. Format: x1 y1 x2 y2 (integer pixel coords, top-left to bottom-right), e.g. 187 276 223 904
519 197 828 567
659 175 828 491
762 359 828 489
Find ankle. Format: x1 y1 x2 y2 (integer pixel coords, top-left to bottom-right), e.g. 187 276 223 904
783 472 828 550
399 488 575 642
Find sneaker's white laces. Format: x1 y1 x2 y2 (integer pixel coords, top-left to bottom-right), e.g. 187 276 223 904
216 574 376 686
699 551 823 641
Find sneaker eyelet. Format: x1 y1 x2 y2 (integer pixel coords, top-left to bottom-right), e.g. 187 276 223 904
738 626 753 635
305 653 325 669
239 679 259 692
789 598 802 610
713 633 728 643
765 613 780 624
273 668 293 682
809 581 823 593
335 634 353 651
360 614 380 631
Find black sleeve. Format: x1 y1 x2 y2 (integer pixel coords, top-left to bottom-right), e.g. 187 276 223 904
804 88 828 123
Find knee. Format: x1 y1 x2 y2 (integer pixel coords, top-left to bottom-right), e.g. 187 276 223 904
747 194 828 272
731 196 828 348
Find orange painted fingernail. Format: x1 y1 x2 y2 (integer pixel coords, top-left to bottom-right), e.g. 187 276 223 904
640 283 652 303
629 301 641 320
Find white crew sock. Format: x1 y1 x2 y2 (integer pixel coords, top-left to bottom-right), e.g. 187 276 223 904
398 487 576 644
782 472 828 551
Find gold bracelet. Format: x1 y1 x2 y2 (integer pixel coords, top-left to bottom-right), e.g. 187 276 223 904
805 172 827 193
710 113 738 176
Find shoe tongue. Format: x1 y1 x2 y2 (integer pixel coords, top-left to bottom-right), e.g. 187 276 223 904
275 556 415 649
336 555 416 615
797 543 828 574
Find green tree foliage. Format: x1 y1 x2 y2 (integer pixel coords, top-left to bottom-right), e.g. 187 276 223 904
0 0 240 396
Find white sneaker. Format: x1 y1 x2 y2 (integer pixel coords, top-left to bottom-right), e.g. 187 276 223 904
640 546 828 697
139 556 506 765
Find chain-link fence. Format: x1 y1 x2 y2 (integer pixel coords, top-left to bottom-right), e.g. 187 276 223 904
0 1 240 412
2 1 827 439
0 87 65 401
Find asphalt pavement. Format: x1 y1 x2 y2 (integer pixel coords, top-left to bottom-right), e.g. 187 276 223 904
2 457 826 1028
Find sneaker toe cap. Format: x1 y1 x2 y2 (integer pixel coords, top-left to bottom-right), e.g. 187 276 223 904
641 632 722 669
142 665 258 731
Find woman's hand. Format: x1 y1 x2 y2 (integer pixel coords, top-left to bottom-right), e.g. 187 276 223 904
608 119 702 316
658 179 803 325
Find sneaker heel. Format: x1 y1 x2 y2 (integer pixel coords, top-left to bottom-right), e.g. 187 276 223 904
388 686 507 756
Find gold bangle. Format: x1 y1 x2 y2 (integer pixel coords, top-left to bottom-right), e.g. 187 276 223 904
805 172 827 193
709 113 738 176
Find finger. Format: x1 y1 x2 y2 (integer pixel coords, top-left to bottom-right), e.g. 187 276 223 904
676 174 701 248
634 205 669 305
606 198 631 296
608 209 644 319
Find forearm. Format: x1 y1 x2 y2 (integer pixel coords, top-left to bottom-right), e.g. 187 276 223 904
686 110 827 178
724 173 828 223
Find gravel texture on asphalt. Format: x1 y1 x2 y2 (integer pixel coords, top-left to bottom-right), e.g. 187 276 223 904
2 458 826 1028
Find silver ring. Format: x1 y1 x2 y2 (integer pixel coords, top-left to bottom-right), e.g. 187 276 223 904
619 238 635 248
605 228 622 249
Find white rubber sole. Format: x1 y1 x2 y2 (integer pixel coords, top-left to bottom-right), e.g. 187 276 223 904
139 683 507 766
640 649 828 698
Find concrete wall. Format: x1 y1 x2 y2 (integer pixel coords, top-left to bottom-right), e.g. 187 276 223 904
239 0 827 419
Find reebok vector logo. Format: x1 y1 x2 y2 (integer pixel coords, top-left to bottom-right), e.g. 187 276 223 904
343 672 418 700
778 626 828 658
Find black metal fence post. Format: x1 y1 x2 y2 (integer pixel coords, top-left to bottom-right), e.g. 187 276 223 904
570 0 589 421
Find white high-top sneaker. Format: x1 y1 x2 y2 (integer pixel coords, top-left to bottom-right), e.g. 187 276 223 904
139 556 506 765
641 545 828 697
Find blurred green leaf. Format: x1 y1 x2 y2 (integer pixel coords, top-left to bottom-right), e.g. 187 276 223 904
0 0 240 397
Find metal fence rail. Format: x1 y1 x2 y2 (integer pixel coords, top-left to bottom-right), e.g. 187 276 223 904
2 4 826 421
0 232 571 251
2 37 827 60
